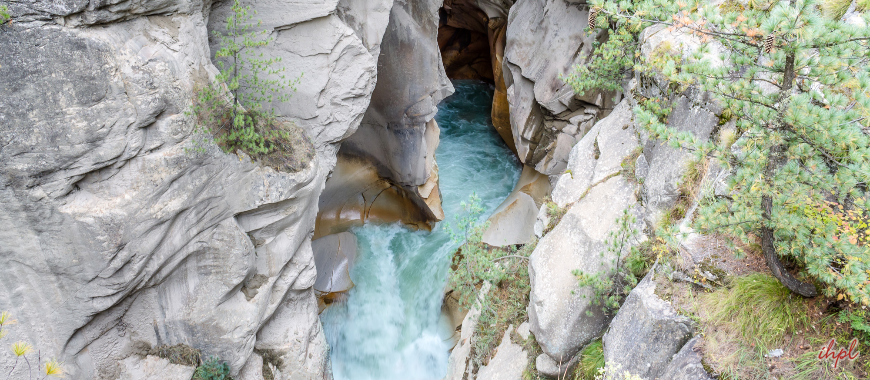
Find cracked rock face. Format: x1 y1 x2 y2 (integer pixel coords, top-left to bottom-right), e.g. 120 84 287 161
602 270 696 380
0 1 388 379
503 0 621 175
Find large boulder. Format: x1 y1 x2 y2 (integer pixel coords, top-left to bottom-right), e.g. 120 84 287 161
528 175 641 362
482 165 550 246
550 100 639 208
602 269 694 380
503 0 621 174
0 1 388 379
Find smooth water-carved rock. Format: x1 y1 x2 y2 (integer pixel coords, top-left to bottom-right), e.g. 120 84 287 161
482 164 550 246
503 0 620 174
0 1 388 379
528 176 641 362
118 355 196 380
603 269 694 380
312 232 358 295
324 0 452 231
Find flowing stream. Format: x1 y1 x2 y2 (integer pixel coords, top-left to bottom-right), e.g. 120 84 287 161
321 80 521 380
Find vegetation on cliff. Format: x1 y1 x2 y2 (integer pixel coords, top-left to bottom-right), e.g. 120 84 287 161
567 0 870 305
191 0 312 171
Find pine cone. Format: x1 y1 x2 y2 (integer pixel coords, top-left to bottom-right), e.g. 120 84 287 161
764 33 775 53
588 8 600 30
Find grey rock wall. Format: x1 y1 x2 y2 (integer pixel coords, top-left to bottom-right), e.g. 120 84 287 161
334 0 453 222
503 0 621 176
0 1 390 379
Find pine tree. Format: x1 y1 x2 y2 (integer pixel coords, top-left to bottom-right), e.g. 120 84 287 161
566 0 870 303
191 0 299 155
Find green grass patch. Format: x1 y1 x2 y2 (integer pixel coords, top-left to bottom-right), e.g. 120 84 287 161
703 274 812 347
471 240 536 370
573 340 605 380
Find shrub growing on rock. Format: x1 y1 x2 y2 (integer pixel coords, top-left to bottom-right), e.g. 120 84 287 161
567 0 870 303
193 356 233 380
191 0 304 161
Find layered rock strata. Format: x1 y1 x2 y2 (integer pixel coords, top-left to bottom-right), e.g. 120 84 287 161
503 0 621 176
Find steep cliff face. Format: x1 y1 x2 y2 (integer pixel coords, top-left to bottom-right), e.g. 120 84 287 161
316 0 453 236
503 0 621 176
0 1 388 379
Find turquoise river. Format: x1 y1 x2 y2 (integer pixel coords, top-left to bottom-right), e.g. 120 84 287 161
321 80 522 380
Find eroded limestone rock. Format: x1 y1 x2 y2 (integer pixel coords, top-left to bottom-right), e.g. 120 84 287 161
334 0 452 227
0 1 387 379
118 355 196 380
482 165 550 246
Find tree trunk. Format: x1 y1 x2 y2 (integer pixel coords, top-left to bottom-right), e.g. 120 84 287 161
761 46 818 297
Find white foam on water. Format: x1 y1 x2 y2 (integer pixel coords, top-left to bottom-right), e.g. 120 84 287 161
321 81 521 380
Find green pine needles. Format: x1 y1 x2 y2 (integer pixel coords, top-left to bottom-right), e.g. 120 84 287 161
566 0 870 303
573 209 646 314
190 0 301 156
1 5 10 24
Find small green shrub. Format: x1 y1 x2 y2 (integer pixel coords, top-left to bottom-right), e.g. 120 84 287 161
190 0 305 164
193 356 233 380
0 5 10 24
839 308 870 348
573 209 642 315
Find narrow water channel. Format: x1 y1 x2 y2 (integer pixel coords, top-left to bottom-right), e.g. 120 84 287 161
320 80 521 380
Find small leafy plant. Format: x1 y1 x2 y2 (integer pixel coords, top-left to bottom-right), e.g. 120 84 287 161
573 209 644 314
193 356 233 380
0 5 10 24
